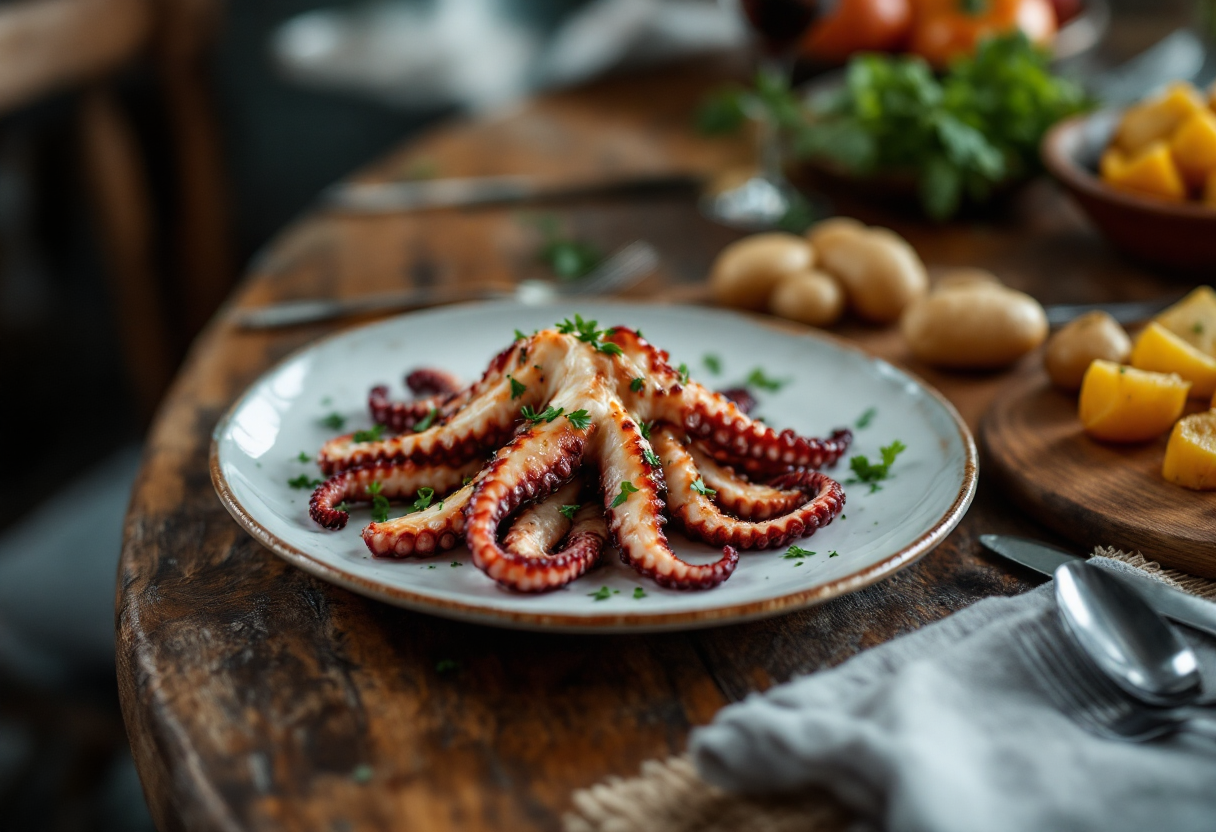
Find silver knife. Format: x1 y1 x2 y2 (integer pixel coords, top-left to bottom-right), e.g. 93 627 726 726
980 534 1216 639
1043 295 1182 328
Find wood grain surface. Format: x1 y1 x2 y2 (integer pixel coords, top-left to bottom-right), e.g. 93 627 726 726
116 58 1193 832
982 369 1216 577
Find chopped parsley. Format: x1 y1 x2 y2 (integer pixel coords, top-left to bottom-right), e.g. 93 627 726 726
462 475 474 487
630 376 645 392
352 424 385 443
435 658 459 673
588 586 613 601
559 504 581 520
643 448 661 467
412 487 435 512
677 363 690 384
829 550 840 558
633 587 647 599
334 501 350 513
691 478 717 497
288 474 321 489
848 439 908 493
566 409 591 430
784 545 815 559
367 481 391 522
514 329 528 341
555 314 624 356
610 481 640 508
320 412 346 430
413 407 438 432
509 376 526 400
855 407 877 429
296 451 310 463
639 421 653 440
521 404 564 423
746 368 787 392
450 561 461 567
703 354 722 375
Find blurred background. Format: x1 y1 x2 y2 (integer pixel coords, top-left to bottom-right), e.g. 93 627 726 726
0 0 1199 828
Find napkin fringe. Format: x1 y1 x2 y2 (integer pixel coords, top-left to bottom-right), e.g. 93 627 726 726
563 547 1215 832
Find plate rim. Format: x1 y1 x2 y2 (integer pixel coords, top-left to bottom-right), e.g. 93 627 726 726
209 301 979 632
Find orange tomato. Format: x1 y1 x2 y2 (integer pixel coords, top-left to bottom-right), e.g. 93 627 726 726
909 0 1056 67
802 0 913 62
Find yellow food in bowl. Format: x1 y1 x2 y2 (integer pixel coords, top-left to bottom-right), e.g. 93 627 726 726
1153 286 1216 356
1162 411 1216 490
1130 322 1216 399
1078 360 1190 443
1103 81 1216 204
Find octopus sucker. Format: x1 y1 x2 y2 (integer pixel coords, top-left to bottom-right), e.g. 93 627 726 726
309 458 482 530
306 323 849 593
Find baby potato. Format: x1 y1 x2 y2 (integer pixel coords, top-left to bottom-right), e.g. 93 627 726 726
709 233 815 311
934 268 1002 292
806 216 865 251
817 227 928 323
901 285 1048 370
1044 311 1132 392
768 270 845 328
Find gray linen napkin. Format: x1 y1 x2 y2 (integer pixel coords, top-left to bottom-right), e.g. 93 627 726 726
689 558 1216 832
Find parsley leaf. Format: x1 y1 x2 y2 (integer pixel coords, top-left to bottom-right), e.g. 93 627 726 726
691 478 717 497
450 561 461 567
855 407 877 429
639 421 653 440
784 545 815 559
695 85 748 135
508 375 527 400
848 439 908 493
559 504 580 520
288 474 321 489
297 451 311 463
610 481 640 508
829 550 840 557
413 407 438 432
367 481 392 522
703 354 722 375
514 329 528 341
320 412 345 430
630 376 645 392
677 363 690 384
746 368 787 392
334 501 350 512
352 424 385 443
633 587 647 599
462 475 474 487
412 487 435 513
588 586 613 601
643 448 661 467
566 409 591 430
521 404 564 423
539 234 602 280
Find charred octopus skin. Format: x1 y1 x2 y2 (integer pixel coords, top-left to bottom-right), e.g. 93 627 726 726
306 320 850 592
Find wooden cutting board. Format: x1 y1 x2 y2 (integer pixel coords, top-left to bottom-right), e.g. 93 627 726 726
981 369 1216 578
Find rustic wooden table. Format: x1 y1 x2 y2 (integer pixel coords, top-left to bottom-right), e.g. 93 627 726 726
117 58 1185 832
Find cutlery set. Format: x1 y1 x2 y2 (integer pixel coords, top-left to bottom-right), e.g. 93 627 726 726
984 535 1216 742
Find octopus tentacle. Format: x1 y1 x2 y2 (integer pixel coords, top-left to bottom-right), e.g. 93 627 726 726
687 442 803 521
405 368 463 398
363 481 476 558
596 401 738 590
368 385 443 433
653 425 844 550
715 386 756 415
309 458 481 530
502 479 587 558
464 417 602 592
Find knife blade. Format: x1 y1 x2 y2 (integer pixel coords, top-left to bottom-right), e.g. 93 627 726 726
1043 295 1182 327
980 534 1216 639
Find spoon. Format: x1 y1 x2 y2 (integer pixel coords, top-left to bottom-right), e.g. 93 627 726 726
1054 560 1204 708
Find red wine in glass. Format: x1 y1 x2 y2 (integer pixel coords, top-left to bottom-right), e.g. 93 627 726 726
740 0 821 55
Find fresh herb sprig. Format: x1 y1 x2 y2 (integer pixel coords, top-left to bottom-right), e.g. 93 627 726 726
521 404 564 423
367 481 391 522
555 314 623 356
610 481 640 508
288 474 321 490
530 215 603 280
566 409 591 430
559 504 581 520
413 407 438 432
848 440 908 493
352 424 385 443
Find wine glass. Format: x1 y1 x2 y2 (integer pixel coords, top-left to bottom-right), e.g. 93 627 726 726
702 0 823 230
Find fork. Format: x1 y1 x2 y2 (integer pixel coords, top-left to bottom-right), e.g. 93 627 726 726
1014 618 1216 742
232 240 660 330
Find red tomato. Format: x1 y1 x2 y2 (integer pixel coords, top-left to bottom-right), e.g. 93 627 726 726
909 0 1057 67
802 0 914 63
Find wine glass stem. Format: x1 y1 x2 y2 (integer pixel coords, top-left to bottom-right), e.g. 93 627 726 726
757 54 794 187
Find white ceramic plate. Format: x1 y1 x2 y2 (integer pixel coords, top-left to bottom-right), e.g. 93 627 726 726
212 302 976 632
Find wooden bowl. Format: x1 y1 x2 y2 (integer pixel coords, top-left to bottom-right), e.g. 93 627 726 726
1042 111 1216 273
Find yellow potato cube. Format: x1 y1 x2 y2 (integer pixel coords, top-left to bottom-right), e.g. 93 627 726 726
1078 360 1190 443
1100 148 1126 180
1154 286 1216 356
1130 322 1216 399
1170 110 1216 189
1162 411 1216 490
1115 82 1206 155
1103 141 1186 201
